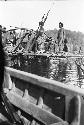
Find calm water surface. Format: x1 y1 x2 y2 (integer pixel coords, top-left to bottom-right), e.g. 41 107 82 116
7 54 84 89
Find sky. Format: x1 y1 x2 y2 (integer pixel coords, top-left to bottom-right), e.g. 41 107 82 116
0 0 84 33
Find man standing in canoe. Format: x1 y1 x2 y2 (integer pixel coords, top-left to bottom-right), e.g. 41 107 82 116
57 22 65 52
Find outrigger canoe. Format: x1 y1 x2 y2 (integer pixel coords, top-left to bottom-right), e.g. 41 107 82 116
1 67 84 125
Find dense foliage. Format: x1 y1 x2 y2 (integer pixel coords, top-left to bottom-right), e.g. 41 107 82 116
3 28 84 54
46 29 84 53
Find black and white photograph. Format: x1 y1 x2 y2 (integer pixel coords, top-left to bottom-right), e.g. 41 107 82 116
0 0 84 125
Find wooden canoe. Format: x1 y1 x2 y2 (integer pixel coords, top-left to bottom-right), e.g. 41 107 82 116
2 67 84 125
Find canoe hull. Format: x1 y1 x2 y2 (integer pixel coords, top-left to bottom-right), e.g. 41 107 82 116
2 67 84 125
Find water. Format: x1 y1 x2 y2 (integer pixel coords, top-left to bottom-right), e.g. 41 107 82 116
6 54 84 89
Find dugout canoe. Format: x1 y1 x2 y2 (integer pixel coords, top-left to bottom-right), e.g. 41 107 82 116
2 67 84 125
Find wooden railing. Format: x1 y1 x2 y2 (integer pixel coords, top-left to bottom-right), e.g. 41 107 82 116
4 67 84 125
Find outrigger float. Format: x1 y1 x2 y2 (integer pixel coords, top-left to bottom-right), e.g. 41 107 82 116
1 66 84 125
7 52 84 59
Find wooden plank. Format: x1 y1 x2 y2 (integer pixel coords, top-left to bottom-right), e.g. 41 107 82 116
6 91 64 125
22 53 84 58
5 67 84 97
8 52 84 59
22 52 81 56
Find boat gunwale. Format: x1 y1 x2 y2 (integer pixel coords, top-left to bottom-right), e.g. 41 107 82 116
5 66 84 97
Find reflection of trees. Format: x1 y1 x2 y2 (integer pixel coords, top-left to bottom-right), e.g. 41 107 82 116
47 59 59 80
48 58 80 85
55 60 67 82
10 55 50 77
75 59 84 88
48 59 67 82
22 57 49 76
65 60 78 86
76 65 84 88
8 54 25 70
8 55 84 88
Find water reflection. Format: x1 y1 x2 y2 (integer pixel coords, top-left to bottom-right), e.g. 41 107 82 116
6 55 84 88
76 60 84 88
65 60 78 86
48 59 67 82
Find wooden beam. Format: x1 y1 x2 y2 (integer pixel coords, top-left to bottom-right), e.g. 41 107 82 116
5 67 84 97
6 91 65 125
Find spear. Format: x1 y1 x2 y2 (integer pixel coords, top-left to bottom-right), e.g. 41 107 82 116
41 2 55 26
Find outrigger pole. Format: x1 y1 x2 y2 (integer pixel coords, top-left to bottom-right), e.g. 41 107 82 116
9 26 29 31
39 1 55 27
26 2 55 53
